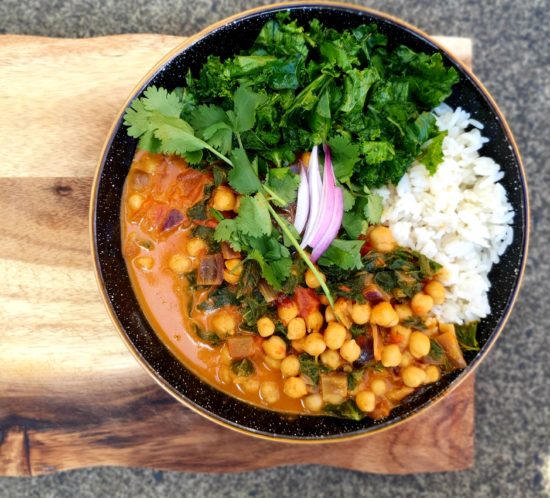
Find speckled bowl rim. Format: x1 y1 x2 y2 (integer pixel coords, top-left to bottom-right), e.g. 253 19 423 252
90 1 529 443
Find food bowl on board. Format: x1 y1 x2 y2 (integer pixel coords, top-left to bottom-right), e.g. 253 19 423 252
90 2 528 441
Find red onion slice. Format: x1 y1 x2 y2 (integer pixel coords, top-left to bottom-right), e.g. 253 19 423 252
310 187 344 262
300 146 322 248
309 144 337 247
293 161 310 234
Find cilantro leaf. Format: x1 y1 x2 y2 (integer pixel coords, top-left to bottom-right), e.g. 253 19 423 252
228 148 261 195
213 219 241 251
363 189 383 224
189 105 233 155
236 194 272 238
247 247 291 290
265 167 300 207
342 208 367 239
318 239 363 270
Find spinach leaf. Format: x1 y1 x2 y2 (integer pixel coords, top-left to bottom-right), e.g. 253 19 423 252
456 322 480 351
231 358 255 377
240 292 269 328
198 286 239 311
324 400 364 421
191 225 220 252
298 353 328 385
347 368 366 391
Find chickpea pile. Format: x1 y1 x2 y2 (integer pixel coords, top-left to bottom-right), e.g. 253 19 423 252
243 226 449 416
153 190 452 418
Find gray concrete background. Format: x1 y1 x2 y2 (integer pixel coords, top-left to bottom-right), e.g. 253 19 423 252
1 0 548 496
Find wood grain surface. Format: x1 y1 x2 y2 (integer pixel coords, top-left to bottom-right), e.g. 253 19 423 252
0 34 474 476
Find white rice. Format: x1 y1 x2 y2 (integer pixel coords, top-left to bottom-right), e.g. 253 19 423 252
375 104 514 324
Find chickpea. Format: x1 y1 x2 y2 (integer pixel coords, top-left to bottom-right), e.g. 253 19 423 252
168 254 192 273
211 186 236 211
257 317 275 338
262 336 287 360
320 349 341 370
351 302 371 325
280 355 300 378
411 292 434 316
135 256 154 270
370 302 399 328
381 344 402 367
241 378 260 393
402 366 427 388
291 338 306 354
128 193 144 212
211 311 237 336
223 270 240 285
187 238 207 257
424 365 441 384
409 331 431 359
305 268 325 289
303 332 327 357
277 301 298 325
283 376 308 399
392 325 412 348
424 280 446 305
304 393 323 412
137 155 158 174
356 390 376 412
323 322 347 350
400 351 413 368
287 317 306 340
218 365 232 384
394 303 413 321
370 378 387 396
325 306 336 323
224 258 243 276
264 356 281 371
260 381 280 404
340 339 361 363
369 226 397 253
434 267 450 284
305 311 324 333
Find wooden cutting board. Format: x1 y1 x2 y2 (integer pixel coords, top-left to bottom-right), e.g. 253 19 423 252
0 34 474 476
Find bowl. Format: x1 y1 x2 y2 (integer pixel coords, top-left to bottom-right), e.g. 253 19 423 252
90 2 529 441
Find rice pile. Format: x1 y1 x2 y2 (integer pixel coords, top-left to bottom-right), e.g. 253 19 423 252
376 104 514 324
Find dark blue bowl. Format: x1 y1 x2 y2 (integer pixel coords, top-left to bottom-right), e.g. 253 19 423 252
90 2 529 441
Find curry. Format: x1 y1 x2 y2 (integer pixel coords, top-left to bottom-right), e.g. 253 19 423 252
122 150 468 420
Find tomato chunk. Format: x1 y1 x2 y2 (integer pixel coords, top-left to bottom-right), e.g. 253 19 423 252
294 287 320 318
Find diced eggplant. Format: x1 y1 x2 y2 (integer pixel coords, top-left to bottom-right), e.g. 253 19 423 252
435 331 467 368
196 254 224 286
372 324 382 361
354 335 375 367
227 335 255 360
320 373 348 404
161 209 184 231
363 284 390 305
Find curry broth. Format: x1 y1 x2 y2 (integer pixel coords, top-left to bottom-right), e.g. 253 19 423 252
122 151 305 414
